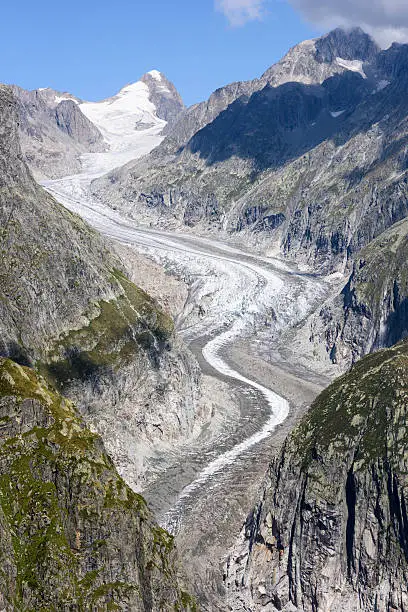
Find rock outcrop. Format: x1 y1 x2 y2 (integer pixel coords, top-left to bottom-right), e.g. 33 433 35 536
307 216 408 369
11 85 105 179
89 29 408 371
226 341 408 611
0 357 195 611
140 70 185 126
92 27 398 244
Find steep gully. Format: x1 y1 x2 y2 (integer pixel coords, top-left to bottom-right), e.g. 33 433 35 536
44 171 332 602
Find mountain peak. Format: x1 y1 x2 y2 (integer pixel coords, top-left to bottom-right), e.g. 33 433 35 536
145 69 163 81
315 27 380 64
140 70 185 124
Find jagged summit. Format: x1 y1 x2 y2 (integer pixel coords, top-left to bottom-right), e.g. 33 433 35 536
261 27 380 87
140 70 185 123
77 72 184 172
315 26 380 63
36 86 82 107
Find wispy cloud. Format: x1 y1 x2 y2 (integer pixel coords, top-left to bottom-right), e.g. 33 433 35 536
289 0 408 46
215 0 266 26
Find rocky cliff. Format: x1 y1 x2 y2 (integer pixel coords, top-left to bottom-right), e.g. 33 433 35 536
140 70 185 126
226 340 408 611
0 357 195 611
11 85 105 179
90 28 408 370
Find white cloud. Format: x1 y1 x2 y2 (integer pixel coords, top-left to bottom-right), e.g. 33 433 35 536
215 0 266 26
289 0 408 47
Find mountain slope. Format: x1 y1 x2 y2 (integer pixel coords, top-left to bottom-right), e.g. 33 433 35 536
0 357 195 611
12 85 105 180
12 71 185 180
92 28 399 244
0 83 200 489
313 216 408 368
226 341 408 611
158 27 379 155
90 30 408 370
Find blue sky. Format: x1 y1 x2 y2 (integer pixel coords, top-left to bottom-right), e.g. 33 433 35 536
2 0 321 106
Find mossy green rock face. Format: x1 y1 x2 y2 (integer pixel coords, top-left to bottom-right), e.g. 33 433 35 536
0 358 195 611
0 85 173 373
39 268 174 387
227 342 408 611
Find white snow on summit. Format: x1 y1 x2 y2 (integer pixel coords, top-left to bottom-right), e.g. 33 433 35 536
79 79 166 175
330 109 345 118
148 69 162 81
55 95 79 105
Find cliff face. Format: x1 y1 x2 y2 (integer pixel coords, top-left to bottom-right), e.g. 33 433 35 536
11 85 105 180
140 71 185 126
0 357 195 611
309 217 408 369
89 31 408 374
226 341 408 611
0 83 200 488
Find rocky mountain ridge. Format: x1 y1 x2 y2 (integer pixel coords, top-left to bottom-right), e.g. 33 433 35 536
92 28 403 248
226 340 408 611
89 28 408 368
11 84 106 180
0 80 203 489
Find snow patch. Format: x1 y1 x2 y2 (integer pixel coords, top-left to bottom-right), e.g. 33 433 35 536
330 110 345 118
148 70 162 81
55 95 79 105
336 57 366 79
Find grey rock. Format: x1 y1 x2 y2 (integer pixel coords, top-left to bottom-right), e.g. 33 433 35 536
92 28 398 247
55 99 105 150
226 341 408 611
0 84 201 489
140 71 185 125
11 84 105 179
311 216 408 369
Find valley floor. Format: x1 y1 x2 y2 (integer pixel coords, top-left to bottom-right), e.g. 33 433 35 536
44 171 340 608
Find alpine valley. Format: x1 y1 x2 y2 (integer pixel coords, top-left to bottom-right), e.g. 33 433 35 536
1 26 408 612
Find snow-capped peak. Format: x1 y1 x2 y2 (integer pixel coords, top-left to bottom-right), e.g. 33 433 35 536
147 69 162 81
77 76 172 175
79 79 164 144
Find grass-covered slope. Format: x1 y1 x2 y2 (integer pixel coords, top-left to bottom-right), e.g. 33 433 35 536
228 341 408 610
0 358 195 611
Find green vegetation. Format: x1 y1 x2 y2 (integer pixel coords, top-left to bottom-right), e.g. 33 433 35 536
0 358 193 611
291 341 408 475
352 218 408 308
39 267 174 387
